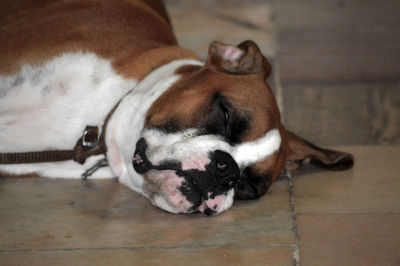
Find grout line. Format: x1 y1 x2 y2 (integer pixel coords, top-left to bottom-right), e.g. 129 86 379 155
274 2 296 262
287 172 301 266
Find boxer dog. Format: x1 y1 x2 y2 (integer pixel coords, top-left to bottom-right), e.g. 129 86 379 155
0 0 353 215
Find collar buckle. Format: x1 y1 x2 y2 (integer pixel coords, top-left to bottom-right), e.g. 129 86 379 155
82 126 101 148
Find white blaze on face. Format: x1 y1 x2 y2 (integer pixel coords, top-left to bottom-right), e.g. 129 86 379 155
140 128 231 167
232 128 282 168
140 127 281 171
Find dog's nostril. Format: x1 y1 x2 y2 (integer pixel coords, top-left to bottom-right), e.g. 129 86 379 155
133 152 144 165
217 162 228 172
132 138 153 174
212 150 240 190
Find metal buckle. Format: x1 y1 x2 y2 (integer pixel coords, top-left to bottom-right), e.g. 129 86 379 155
81 158 108 180
82 126 100 148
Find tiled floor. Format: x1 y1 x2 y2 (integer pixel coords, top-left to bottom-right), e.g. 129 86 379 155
1 1 400 265
294 146 400 266
1 148 399 265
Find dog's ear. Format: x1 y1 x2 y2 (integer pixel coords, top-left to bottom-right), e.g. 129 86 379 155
206 40 271 78
285 131 354 171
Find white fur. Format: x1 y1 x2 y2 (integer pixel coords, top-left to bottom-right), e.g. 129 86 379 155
217 189 235 212
104 59 203 196
152 195 178 214
0 52 137 177
140 127 281 171
141 128 231 166
232 128 281 168
0 53 136 151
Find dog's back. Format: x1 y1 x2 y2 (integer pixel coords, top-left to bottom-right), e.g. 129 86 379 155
0 0 177 77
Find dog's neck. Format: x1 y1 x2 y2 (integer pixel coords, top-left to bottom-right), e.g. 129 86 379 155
105 58 203 194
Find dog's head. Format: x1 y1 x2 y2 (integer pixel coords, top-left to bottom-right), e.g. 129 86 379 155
122 40 353 215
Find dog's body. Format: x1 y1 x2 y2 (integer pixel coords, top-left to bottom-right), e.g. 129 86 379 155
0 0 353 215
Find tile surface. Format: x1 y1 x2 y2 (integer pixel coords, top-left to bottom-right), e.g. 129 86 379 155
297 214 400 266
293 146 400 214
0 247 294 266
293 146 400 266
0 177 294 251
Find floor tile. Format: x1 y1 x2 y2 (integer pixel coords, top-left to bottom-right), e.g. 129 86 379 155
292 146 400 214
283 83 400 145
0 177 294 251
0 246 294 266
297 213 400 266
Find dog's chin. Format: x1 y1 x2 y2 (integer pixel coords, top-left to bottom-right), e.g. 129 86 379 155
143 170 234 215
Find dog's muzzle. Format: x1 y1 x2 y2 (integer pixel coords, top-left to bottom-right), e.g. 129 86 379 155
132 138 240 215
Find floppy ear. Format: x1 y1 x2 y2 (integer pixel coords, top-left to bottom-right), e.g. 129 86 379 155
206 40 271 78
285 131 354 171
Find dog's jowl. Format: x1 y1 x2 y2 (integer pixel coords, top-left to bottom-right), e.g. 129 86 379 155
0 0 353 215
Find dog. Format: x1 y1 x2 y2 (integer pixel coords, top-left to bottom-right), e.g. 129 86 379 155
0 0 353 215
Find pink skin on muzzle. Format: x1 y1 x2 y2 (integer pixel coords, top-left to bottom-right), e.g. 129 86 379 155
147 170 194 212
181 156 211 171
145 155 230 214
198 194 227 213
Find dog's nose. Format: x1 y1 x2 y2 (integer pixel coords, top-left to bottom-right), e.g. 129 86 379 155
178 150 240 213
182 150 240 197
211 150 240 190
132 138 153 174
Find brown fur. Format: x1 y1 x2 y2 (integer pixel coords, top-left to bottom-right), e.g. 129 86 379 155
145 62 287 183
0 0 197 79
